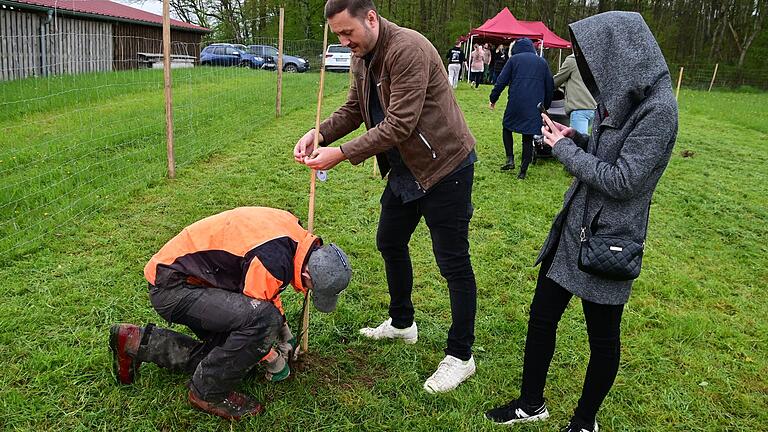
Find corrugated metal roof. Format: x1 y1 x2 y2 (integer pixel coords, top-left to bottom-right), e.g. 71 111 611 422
6 0 209 32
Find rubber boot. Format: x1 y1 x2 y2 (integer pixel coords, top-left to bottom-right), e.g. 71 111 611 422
137 325 205 374
501 137 515 170
109 323 144 384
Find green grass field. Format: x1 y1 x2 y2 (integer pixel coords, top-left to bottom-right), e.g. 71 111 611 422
0 70 766 431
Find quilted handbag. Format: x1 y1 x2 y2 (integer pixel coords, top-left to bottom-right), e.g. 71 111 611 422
578 230 644 281
577 183 646 281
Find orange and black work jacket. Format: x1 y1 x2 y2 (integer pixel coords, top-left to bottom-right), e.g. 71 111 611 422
144 207 319 315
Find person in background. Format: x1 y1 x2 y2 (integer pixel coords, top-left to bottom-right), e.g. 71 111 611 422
553 53 597 134
446 41 467 89
482 43 493 84
469 44 485 88
110 207 352 420
484 12 678 432
489 38 553 177
491 44 508 84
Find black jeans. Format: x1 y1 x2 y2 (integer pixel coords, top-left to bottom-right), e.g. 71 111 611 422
519 252 624 425
502 128 533 174
376 165 477 361
148 282 282 401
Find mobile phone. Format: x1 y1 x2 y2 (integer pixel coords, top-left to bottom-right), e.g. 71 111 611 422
538 102 552 132
537 102 550 117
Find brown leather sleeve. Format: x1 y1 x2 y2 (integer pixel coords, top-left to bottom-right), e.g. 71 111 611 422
339 46 429 165
318 71 364 146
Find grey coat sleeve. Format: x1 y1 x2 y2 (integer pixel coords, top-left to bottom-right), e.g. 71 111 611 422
552 104 675 201
571 130 590 150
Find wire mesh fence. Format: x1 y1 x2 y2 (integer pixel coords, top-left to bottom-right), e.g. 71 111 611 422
0 11 347 261
668 62 768 91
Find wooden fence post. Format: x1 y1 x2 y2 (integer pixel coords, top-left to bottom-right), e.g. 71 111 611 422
276 7 284 117
708 63 719 92
302 22 330 355
675 66 684 100
162 0 175 179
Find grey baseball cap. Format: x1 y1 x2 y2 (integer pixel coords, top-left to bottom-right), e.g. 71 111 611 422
307 243 351 313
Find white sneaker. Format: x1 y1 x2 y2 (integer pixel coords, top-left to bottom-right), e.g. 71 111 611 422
359 318 418 344
423 355 476 393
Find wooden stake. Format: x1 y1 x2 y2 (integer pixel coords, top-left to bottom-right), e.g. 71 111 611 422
162 0 175 179
708 63 719 92
302 22 330 354
675 66 684 100
275 7 284 117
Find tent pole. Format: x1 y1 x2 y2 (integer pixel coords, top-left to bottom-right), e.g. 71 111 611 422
464 39 470 80
558 49 562 68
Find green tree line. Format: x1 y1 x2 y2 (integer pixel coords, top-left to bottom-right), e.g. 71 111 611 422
169 0 768 71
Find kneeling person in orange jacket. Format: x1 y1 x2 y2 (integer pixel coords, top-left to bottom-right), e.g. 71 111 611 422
109 207 351 420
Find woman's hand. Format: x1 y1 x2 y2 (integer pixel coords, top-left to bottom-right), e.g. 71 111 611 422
541 114 575 148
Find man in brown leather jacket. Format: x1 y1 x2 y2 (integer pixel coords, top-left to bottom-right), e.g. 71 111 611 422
293 0 478 393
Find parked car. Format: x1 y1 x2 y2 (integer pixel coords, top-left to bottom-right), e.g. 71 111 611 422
324 44 351 72
200 43 275 69
248 45 309 72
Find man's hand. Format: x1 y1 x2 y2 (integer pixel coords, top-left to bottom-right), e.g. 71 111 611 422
489 102 496 110
541 113 573 148
276 322 295 358
294 129 324 164
305 146 346 170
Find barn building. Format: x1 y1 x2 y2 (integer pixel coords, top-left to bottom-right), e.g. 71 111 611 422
0 0 209 80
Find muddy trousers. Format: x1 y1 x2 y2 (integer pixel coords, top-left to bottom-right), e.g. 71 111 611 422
144 283 283 401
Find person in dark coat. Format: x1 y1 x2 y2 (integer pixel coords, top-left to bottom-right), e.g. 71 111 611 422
484 12 678 432
490 44 508 84
489 38 553 178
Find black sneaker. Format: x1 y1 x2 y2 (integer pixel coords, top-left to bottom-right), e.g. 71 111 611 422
560 417 599 432
485 398 549 424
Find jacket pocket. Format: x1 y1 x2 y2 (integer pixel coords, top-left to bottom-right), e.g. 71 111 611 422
415 127 437 159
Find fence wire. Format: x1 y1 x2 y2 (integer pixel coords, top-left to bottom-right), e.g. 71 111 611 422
0 13 347 261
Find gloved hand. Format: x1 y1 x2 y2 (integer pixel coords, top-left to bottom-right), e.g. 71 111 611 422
276 322 297 360
261 322 296 382
262 347 291 382
265 361 290 382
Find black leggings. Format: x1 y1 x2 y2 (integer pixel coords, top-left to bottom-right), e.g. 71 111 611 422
519 252 624 425
470 71 483 87
502 129 533 174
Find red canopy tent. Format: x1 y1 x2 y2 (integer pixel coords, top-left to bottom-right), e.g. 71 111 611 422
462 8 572 77
468 7 542 40
521 21 572 49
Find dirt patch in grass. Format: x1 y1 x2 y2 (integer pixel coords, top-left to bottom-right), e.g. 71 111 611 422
292 348 385 391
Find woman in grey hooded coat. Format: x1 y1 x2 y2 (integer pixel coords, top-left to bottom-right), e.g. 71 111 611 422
485 12 678 432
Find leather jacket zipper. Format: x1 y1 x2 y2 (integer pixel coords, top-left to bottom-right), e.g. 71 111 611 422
415 127 437 159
